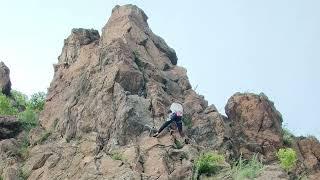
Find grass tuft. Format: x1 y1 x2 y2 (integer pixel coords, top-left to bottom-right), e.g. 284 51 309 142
174 139 184 149
231 154 264 180
111 152 123 161
195 152 225 176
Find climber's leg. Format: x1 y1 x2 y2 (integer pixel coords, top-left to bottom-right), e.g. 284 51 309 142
153 119 173 137
176 121 184 137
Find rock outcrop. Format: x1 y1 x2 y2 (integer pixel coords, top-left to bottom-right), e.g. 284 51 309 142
0 116 22 140
225 93 283 161
20 4 227 179
0 62 11 96
0 133 21 180
293 136 320 178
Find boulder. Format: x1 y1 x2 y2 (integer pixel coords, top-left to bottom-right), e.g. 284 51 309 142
225 92 283 161
0 62 11 96
256 163 289 180
0 138 19 156
0 116 22 140
295 136 320 171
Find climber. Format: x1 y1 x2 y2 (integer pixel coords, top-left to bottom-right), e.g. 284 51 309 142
153 102 184 138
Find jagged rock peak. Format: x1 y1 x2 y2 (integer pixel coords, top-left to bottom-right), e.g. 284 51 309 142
10 5 223 179
101 4 178 65
0 61 11 96
112 4 148 24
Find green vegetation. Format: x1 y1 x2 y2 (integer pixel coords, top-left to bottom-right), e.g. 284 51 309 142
0 90 46 116
18 108 38 131
195 152 225 176
0 90 46 131
11 90 28 108
18 167 29 180
111 152 123 161
276 148 297 172
0 175 3 180
182 114 192 129
174 139 184 149
27 92 46 112
231 154 264 180
282 128 295 146
0 90 47 161
0 92 18 115
17 136 30 159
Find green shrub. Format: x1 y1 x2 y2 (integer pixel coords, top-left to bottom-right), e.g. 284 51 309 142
282 128 294 146
232 154 264 180
182 114 192 129
195 152 225 175
111 152 123 161
11 90 28 108
0 93 18 115
174 139 183 149
0 175 3 180
276 148 297 172
18 108 38 131
27 92 46 112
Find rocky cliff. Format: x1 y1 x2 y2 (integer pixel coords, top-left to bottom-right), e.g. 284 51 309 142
0 4 319 180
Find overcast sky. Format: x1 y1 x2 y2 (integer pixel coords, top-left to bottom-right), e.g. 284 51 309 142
1 0 319 139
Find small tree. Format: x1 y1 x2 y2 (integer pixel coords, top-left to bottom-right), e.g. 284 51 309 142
18 108 38 131
27 92 46 112
11 90 28 108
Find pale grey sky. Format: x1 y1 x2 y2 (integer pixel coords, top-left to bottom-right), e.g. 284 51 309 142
1 0 319 138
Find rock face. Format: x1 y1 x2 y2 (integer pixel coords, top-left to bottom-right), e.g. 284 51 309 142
23 4 227 179
225 93 283 161
295 137 320 174
0 61 11 96
0 116 22 140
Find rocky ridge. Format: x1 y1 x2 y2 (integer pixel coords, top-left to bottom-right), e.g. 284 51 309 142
0 4 319 180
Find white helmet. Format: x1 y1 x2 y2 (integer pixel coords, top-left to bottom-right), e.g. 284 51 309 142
170 102 183 116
